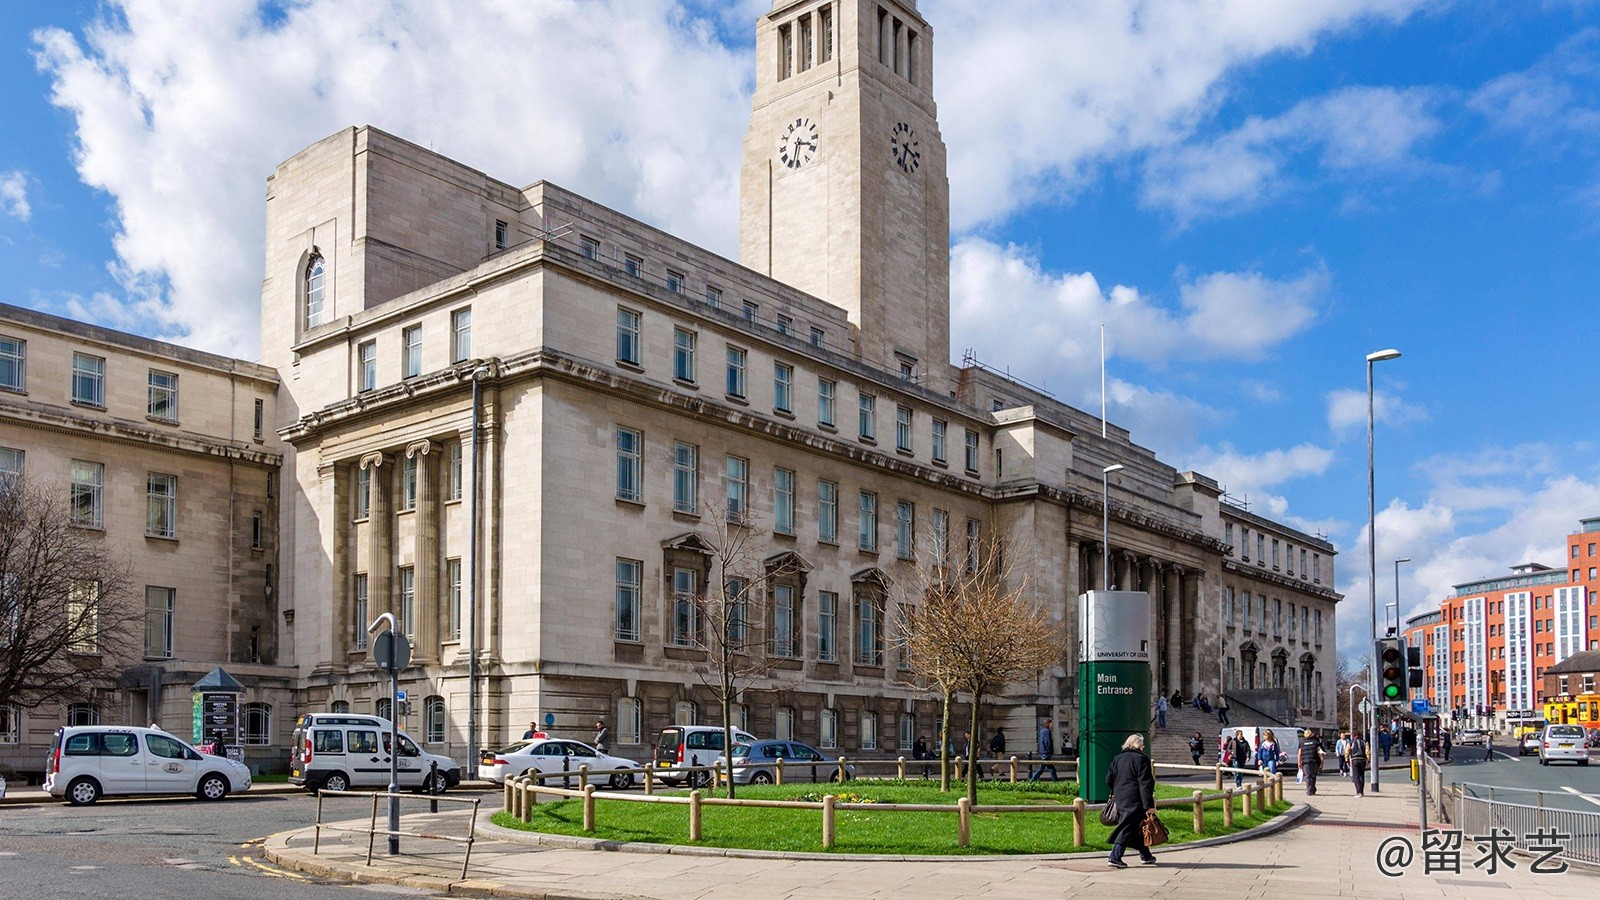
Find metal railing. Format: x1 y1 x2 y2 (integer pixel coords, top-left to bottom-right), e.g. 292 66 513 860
1419 754 1450 824
1455 783 1600 866
313 790 482 880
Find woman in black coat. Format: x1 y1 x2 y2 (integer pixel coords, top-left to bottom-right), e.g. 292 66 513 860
1104 733 1157 868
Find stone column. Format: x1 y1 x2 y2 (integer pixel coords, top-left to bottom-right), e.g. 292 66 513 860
1111 550 1131 592
361 452 394 629
1184 570 1205 693
1086 542 1103 592
408 440 439 665
1164 566 1182 696
481 388 504 663
318 460 351 673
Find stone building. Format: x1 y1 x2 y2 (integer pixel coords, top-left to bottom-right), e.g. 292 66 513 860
0 303 289 776
261 0 1340 764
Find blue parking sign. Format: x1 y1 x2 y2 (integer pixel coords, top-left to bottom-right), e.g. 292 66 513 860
1411 698 1428 714
396 690 408 702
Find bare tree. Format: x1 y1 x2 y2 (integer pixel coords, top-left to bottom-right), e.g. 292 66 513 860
1335 652 1369 733
0 477 138 711
677 500 801 798
897 520 1064 803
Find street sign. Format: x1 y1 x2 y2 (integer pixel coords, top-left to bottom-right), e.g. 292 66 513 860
396 690 408 702
1411 698 1428 715
372 631 411 673
1360 699 1372 715
1077 590 1152 804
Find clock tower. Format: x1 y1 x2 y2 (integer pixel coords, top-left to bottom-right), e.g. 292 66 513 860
740 0 951 392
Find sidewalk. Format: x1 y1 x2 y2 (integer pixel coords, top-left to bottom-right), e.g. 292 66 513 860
264 778 1599 899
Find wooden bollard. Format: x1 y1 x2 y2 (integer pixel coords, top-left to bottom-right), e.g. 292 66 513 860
1242 783 1253 816
1071 797 1086 847
954 756 964 780
1214 765 1224 791
522 777 535 822
776 759 785 786
713 761 723 788
1276 774 1285 805
643 768 654 795
582 784 596 832
957 797 971 847
1222 789 1234 827
1009 756 1018 783
837 757 848 783
822 794 836 849
897 756 906 780
578 765 589 790
1191 790 1204 835
689 789 703 841
505 777 515 812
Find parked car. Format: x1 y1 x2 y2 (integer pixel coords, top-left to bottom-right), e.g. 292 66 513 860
719 740 855 785
1454 729 1487 746
1538 724 1591 766
478 738 641 788
653 725 757 787
44 725 251 806
1520 731 1542 756
289 713 461 793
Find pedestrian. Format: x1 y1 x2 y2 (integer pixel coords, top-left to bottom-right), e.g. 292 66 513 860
990 727 1006 757
1187 731 1204 766
1442 730 1452 762
1170 689 1184 709
1156 694 1168 729
522 720 547 740
1298 729 1322 795
1484 731 1494 762
912 735 930 778
1347 732 1368 796
1257 729 1280 775
1028 718 1058 782
1104 733 1158 868
1334 732 1349 776
961 731 973 763
1379 729 1391 762
593 720 610 755
1216 694 1230 725
1228 729 1252 788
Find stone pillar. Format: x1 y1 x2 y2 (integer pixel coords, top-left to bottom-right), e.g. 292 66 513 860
1164 566 1182 696
362 452 394 628
408 440 439 665
1112 550 1132 592
320 460 351 673
1184 570 1205 693
481 390 504 663
1087 542 1104 592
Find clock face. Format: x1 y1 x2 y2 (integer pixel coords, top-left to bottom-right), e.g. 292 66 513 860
891 122 920 174
777 117 819 170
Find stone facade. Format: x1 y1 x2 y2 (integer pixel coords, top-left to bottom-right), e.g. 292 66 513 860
0 304 289 777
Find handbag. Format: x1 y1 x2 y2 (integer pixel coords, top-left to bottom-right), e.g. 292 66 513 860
1099 797 1119 826
1142 809 1170 847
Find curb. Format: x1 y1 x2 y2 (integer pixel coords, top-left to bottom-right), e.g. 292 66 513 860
0 781 307 806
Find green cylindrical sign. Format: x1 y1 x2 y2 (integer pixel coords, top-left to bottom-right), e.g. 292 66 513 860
1077 590 1153 803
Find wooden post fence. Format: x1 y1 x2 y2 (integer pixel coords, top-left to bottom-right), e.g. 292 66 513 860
957 797 971 848
689 790 703 841
582 784 596 832
1222 789 1234 827
822 794 836 848
1072 797 1086 847
1191 790 1204 834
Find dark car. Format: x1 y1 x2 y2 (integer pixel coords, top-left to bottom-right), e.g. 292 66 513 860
718 740 855 785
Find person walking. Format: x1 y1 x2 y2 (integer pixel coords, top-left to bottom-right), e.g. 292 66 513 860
1156 694 1168 729
1216 694 1230 726
988 728 1007 778
1298 729 1322 795
1105 733 1158 868
1442 730 1452 762
1187 731 1204 766
1228 730 1252 788
1028 718 1058 782
593 720 611 755
1347 732 1368 797
1379 729 1391 762
1334 732 1349 776
1484 731 1494 762
913 735 929 779
1256 729 1281 775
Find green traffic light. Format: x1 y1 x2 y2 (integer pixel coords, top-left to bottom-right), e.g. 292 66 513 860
1383 685 1401 699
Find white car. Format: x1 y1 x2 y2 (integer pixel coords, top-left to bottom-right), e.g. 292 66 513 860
1538 724 1591 766
478 738 640 789
44 725 252 805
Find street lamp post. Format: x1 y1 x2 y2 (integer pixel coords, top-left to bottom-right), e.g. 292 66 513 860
1102 464 1124 590
1389 557 1412 635
467 364 492 776
1367 348 1401 792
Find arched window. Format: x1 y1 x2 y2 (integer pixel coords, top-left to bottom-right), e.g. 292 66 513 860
673 700 696 726
67 703 98 727
376 697 393 720
243 703 271 746
616 697 642 745
304 254 327 328
424 696 446 743
331 700 350 714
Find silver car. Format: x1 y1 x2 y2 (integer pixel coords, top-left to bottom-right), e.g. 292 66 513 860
720 740 854 785
1538 725 1591 766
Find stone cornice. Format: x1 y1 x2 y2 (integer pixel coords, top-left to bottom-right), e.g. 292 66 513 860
1221 559 1343 603
0 401 281 467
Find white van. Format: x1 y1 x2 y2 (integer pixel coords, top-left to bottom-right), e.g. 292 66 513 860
1218 727 1301 771
44 725 252 805
653 725 758 787
289 713 461 793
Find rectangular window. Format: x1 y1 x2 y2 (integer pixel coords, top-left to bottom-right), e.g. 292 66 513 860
705 285 722 309
896 501 915 559
798 14 813 72
71 352 105 407
673 442 699 513
1224 587 1236 626
1224 522 1235 552
251 511 263 550
70 460 104 528
818 590 838 661
398 567 415 638
895 405 913 452
448 441 462 501
774 467 795 535
776 315 793 335
1272 539 1280 570
932 508 949 563
446 558 462 641
1242 593 1253 632
615 559 641 641
617 697 642 745
1286 543 1295 575
615 426 643 503
858 491 878 552
860 711 878 750
673 328 696 382
253 398 265 442
402 325 422 379
725 455 748 520
624 254 643 278
931 419 947 463
0 447 19 483
809 326 824 348
451 308 472 362
819 6 834 63
1240 527 1250 561
818 378 836 427
67 580 100 654
966 519 981 573
820 709 838 749
0 336 24 391
742 300 759 323
818 480 838 544
1300 548 1308 577
144 587 174 659
147 370 178 422
774 362 793 413
1257 534 1265 564
666 269 685 294
773 584 795 657
857 596 881 665
858 393 876 440
778 22 793 80
1313 554 1322 583
672 567 699 647
355 465 371 520
353 574 369 649
399 454 417 510
616 307 641 365
964 429 979 473
580 235 600 260
725 346 746 397
494 219 509 250
357 341 376 391
146 473 177 538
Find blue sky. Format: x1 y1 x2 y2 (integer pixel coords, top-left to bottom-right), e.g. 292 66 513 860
3 1 1599 664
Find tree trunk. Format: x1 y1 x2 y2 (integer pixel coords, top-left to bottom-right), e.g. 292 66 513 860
938 687 953 792
721 670 737 799
966 690 983 806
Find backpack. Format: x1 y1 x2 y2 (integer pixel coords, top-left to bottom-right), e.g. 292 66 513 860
1348 738 1366 761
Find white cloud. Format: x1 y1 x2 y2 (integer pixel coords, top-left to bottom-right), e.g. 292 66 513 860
1469 29 1600 143
0 171 29 221
1325 386 1427 437
1141 86 1441 223
1185 442 1335 500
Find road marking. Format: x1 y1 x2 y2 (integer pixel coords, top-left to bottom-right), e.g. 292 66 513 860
1560 786 1600 808
242 856 308 880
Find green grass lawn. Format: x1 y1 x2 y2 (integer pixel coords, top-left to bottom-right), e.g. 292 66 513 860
491 779 1288 855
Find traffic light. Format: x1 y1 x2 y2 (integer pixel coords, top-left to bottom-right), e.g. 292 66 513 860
1378 637 1407 705
1406 643 1424 689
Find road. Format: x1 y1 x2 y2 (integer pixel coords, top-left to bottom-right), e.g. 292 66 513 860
1441 744 1600 813
0 788 494 898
